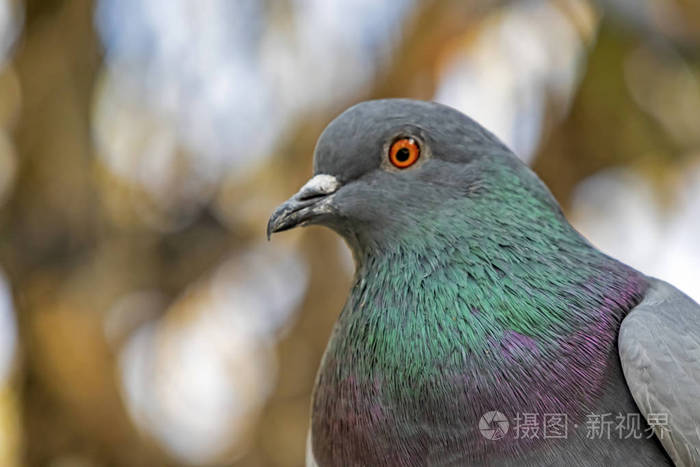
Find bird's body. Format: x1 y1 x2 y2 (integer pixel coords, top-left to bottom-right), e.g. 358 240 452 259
309 162 664 466
268 99 700 466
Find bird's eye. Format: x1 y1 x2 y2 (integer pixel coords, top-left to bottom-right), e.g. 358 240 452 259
389 137 420 169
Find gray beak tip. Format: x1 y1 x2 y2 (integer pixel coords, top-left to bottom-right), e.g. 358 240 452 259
266 209 281 240
266 174 340 240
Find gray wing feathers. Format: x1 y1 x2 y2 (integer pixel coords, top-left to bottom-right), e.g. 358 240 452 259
619 278 700 467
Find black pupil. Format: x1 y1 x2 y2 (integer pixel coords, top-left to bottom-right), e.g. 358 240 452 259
396 147 411 162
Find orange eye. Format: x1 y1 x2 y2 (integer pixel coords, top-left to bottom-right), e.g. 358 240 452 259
389 138 420 169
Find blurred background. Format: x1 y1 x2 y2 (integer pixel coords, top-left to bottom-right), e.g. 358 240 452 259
0 0 698 465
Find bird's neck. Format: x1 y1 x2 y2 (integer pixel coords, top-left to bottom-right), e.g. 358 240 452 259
338 221 647 366
340 177 648 347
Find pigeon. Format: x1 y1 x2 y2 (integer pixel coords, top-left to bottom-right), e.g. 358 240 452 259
267 99 700 466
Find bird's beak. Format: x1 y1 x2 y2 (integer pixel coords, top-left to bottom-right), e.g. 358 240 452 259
267 174 341 239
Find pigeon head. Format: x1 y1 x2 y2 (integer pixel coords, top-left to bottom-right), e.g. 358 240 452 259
268 99 561 256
